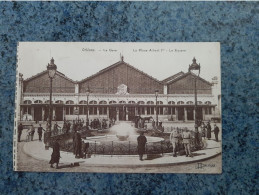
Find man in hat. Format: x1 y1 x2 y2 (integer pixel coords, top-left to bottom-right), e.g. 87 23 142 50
49 138 61 169
170 129 180 157
37 124 44 141
182 128 192 157
18 123 23 142
213 124 220 142
73 130 82 158
137 132 147 161
206 121 211 140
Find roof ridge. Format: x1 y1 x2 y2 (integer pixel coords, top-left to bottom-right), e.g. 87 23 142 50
166 72 212 86
23 70 76 83
162 71 185 83
79 60 163 84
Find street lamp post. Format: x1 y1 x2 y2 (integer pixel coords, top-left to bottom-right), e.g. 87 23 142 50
188 57 201 149
45 58 57 150
155 90 159 127
86 87 90 125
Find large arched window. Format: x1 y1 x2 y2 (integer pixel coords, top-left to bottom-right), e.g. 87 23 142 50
186 101 194 105
24 100 32 104
66 100 74 104
119 100 126 104
168 101 175 105
197 101 203 105
34 100 42 104
79 100 87 104
55 100 64 104
138 101 145 105
205 101 212 105
45 100 53 104
157 101 163 105
147 101 154 105
128 101 136 104
89 100 97 104
177 101 184 105
109 101 116 104
99 101 107 104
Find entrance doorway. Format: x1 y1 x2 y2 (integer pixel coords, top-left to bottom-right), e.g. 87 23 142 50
187 107 194 121
196 107 203 121
34 107 42 121
128 107 135 121
119 106 126 121
178 107 184 121
109 107 117 120
55 107 63 121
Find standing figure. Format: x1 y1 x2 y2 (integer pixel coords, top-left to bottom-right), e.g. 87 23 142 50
201 122 206 140
82 141 90 159
152 120 155 129
170 129 179 157
49 138 61 169
206 121 211 140
182 128 192 157
38 124 44 141
30 125 35 141
135 117 138 128
67 122 71 133
213 124 220 142
141 118 145 129
18 123 23 142
73 130 82 158
137 132 147 161
86 119 89 130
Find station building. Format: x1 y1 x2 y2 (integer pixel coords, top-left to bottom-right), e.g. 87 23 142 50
18 57 220 122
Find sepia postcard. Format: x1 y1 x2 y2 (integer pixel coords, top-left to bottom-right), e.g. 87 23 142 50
14 42 222 173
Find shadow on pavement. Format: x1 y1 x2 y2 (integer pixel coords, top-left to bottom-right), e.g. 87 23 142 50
57 162 83 169
191 153 206 157
146 154 163 160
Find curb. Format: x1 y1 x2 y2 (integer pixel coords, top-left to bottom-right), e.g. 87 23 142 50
22 141 221 168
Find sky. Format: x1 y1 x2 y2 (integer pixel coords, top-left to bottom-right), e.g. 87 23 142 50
17 42 221 83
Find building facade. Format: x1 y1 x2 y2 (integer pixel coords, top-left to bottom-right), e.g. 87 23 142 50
18 57 220 122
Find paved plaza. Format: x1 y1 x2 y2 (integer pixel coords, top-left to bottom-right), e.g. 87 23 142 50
16 122 221 173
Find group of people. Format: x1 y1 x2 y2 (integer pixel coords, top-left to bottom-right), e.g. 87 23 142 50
170 128 193 157
18 123 45 142
89 118 113 130
169 123 220 157
200 121 220 142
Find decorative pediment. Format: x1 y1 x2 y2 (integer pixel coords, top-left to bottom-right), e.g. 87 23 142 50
116 84 129 95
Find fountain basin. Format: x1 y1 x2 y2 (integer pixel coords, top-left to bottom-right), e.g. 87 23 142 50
84 135 164 143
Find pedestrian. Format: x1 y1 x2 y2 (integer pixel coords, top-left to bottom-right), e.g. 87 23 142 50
73 130 82 158
49 138 61 169
201 122 206 140
170 128 179 157
213 124 220 142
206 121 211 140
182 128 192 157
67 122 71 132
18 123 23 142
82 141 90 159
152 120 155 129
86 119 89 130
37 124 44 141
30 125 35 141
137 132 147 161
141 118 145 128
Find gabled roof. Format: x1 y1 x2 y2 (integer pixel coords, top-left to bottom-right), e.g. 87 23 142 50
162 71 185 84
24 70 76 84
166 71 212 86
79 60 163 84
